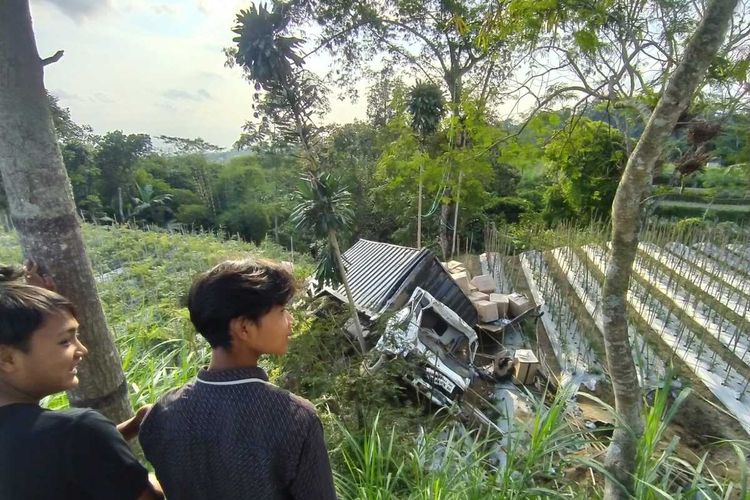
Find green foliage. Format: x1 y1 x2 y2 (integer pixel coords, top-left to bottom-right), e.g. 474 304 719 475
652 202 750 224
407 82 446 140
62 141 103 217
95 131 153 216
175 204 214 227
673 217 706 236
291 173 354 237
219 203 271 244
485 196 533 224
231 2 304 91
291 173 354 285
543 118 627 225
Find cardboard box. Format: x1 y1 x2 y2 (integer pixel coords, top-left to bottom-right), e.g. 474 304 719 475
508 293 531 318
489 293 509 317
513 349 539 385
468 291 490 302
470 274 496 294
474 300 499 322
446 260 465 272
451 271 471 292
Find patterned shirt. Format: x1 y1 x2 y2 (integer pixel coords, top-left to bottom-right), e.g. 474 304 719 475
139 366 336 500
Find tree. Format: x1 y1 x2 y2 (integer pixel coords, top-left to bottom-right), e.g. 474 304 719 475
285 0 511 255
366 68 404 128
319 122 385 240
0 0 132 422
231 2 368 352
600 0 739 496
129 183 173 224
95 131 152 220
62 141 103 218
407 82 446 248
47 92 93 145
543 118 627 225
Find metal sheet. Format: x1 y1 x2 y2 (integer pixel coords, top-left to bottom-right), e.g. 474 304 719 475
324 239 478 325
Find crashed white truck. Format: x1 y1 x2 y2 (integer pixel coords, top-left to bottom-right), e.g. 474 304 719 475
366 287 479 408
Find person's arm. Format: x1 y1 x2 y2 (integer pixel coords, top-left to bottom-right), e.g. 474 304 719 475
23 258 57 291
117 405 152 442
289 415 337 500
69 410 162 500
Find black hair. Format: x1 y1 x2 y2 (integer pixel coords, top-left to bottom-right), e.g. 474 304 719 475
187 259 295 349
0 265 77 351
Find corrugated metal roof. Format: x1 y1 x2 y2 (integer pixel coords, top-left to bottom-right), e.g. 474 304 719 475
325 239 423 317
324 239 478 325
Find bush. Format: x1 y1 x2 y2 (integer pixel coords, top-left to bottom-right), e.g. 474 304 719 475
175 204 215 227
485 196 533 224
218 203 271 244
653 203 749 224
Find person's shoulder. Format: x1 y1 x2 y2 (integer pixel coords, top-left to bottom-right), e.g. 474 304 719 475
63 407 118 433
285 391 321 424
154 383 193 408
27 407 102 428
287 392 316 413
141 383 193 430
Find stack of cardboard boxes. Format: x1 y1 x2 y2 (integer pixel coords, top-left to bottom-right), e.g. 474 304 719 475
444 260 521 323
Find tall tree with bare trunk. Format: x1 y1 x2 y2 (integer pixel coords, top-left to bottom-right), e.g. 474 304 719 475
0 0 132 422
600 0 739 496
229 2 368 353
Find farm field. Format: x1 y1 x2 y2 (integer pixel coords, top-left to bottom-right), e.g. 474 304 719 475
508 230 750 438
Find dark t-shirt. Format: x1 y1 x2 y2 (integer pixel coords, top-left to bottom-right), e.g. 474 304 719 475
139 366 337 500
0 403 149 500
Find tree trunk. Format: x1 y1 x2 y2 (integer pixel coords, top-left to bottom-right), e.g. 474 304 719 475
328 229 367 353
417 163 423 249
117 186 124 222
601 0 738 496
451 171 462 259
439 193 450 260
0 0 132 423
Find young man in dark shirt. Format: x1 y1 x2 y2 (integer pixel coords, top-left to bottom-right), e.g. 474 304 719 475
0 267 162 500
139 259 337 500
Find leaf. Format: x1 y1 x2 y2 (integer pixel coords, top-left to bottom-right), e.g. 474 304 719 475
573 29 599 53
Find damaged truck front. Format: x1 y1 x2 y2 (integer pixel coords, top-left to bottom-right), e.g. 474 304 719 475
366 287 479 408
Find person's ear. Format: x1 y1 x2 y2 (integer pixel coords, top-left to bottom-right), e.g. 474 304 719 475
228 317 247 345
228 317 257 345
0 345 20 374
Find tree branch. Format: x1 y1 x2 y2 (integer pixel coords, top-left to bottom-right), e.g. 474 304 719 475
41 49 64 66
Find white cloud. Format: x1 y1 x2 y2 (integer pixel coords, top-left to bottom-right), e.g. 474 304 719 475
36 0 112 21
151 4 178 16
90 92 115 104
51 89 81 102
163 88 213 101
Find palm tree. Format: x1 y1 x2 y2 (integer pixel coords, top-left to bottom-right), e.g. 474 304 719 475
232 1 368 352
407 82 445 249
129 183 173 224
291 173 366 352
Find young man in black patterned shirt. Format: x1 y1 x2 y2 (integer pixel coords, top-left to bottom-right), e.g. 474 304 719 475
140 259 336 500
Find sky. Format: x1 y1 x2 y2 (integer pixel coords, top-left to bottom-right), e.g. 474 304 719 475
31 0 368 149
